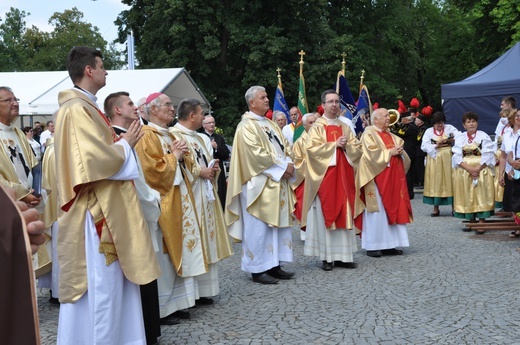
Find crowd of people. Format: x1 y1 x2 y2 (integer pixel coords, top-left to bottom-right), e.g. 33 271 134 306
1 47 234 345
1 45 518 345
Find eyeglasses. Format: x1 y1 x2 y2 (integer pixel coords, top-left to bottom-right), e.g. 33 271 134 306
159 102 174 108
0 98 20 104
324 100 340 105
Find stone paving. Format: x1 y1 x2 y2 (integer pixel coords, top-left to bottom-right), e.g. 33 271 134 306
37 194 520 344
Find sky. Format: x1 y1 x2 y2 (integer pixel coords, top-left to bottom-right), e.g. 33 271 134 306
0 0 130 46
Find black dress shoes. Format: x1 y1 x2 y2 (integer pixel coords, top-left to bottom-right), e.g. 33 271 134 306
322 261 333 271
48 291 59 305
252 272 279 284
266 266 295 280
334 261 358 268
381 248 404 255
160 315 181 325
172 309 190 319
196 297 214 305
366 250 383 257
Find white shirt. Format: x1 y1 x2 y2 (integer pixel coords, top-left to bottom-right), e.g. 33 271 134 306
39 129 53 153
282 123 295 145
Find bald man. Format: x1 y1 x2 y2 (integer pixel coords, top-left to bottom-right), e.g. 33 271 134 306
357 108 412 258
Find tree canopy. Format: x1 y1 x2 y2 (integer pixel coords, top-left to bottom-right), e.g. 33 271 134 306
115 0 518 138
0 7 123 72
2 1 519 139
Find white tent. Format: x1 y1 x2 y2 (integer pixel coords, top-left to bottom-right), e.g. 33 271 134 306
1 68 210 116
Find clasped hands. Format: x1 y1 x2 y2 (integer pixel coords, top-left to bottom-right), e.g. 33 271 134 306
120 120 144 148
336 135 348 150
6 188 45 255
390 146 404 156
282 163 295 180
170 139 190 160
466 165 483 179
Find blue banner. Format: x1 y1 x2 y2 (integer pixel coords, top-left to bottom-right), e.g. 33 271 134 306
353 85 372 135
273 85 292 123
335 72 357 120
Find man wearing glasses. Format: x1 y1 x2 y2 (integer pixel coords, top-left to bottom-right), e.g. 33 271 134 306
0 87 41 207
301 90 363 271
135 92 202 324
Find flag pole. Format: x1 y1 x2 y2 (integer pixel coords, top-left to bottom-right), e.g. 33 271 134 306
298 49 305 76
341 52 346 75
276 67 282 88
294 50 308 142
359 69 365 94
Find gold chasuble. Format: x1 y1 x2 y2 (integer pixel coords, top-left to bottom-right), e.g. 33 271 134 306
135 124 207 277
291 131 308 222
169 125 233 264
225 112 295 241
301 117 364 231
291 131 308 190
42 138 58 228
55 89 160 303
357 126 413 223
36 138 58 278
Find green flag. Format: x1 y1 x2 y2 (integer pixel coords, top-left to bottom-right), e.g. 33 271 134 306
293 73 308 142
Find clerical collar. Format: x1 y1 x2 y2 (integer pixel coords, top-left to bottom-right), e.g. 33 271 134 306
0 122 13 131
324 117 339 125
112 125 127 133
74 85 98 104
148 121 169 134
248 111 266 121
174 122 196 135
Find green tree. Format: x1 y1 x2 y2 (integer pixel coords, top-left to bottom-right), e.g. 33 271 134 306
115 0 517 138
116 0 356 138
0 7 123 72
491 0 520 44
0 7 28 71
450 0 515 67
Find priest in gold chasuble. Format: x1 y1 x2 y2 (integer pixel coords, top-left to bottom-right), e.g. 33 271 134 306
301 90 364 271
135 92 203 321
357 108 412 258
225 86 296 285
291 112 317 241
55 47 160 345
170 98 233 303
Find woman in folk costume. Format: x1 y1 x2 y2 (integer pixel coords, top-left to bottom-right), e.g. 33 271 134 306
421 111 460 217
452 112 495 231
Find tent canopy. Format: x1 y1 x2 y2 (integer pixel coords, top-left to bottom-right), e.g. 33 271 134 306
441 42 520 134
1 68 210 116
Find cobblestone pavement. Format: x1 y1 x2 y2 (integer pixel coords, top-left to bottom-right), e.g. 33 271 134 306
38 194 520 344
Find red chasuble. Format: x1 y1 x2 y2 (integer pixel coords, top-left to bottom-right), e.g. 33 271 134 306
374 131 413 224
317 125 356 229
